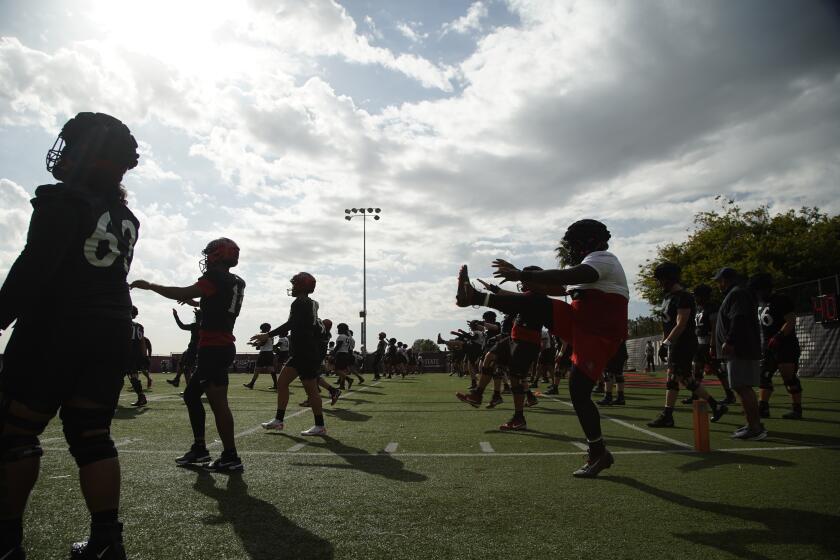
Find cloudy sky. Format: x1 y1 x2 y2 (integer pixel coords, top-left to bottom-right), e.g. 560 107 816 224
1 0 839 354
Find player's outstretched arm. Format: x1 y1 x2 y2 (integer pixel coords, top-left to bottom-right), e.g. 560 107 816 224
131 280 203 302
492 259 597 289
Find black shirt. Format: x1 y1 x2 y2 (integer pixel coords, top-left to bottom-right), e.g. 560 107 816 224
716 285 761 360
268 296 322 358
197 269 246 346
758 293 796 348
131 321 145 354
0 183 140 329
695 301 719 343
661 289 697 356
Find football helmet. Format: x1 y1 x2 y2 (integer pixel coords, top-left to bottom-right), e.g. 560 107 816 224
654 262 681 290
288 272 316 296
200 238 240 272
322 319 333 331
378 332 386 339
337 322 349 334
260 322 271 333
47 112 139 182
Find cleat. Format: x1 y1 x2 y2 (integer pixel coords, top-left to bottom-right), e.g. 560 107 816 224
70 522 126 560
437 333 446 345
486 394 504 409
301 425 327 436
175 445 211 466
455 265 473 307
206 454 243 473
456 392 482 408
544 386 560 395
732 424 768 441
731 425 750 438
499 417 527 431
131 395 147 407
597 395 613 406
330 389 341 406
711 403 728 423
243 383 254 390
612 396 626 405
782 408 802 420
357 377 365 384
166 378 179 387
572 449 614 478
681 396 695 405
647 413 674 428
346 378 354 391
299 399 311 407
525 393 538 407
261 418 285 431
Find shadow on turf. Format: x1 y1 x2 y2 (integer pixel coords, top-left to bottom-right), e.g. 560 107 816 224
186 467 334 559
324 408 372 422
603 476 840 559
113 405 151 420
290 436 428 483
676 451 795 472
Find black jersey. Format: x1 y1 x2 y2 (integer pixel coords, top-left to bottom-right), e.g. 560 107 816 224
661 289 697 355
695 301 719 343
511 293 550 345
482 320 502 349
268 296 323 358
196 269 246 347
376 339 387 357
0 183 140 329
758 293 796 348
130 321 145 354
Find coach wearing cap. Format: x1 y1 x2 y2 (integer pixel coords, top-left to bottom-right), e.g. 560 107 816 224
714 267 766 440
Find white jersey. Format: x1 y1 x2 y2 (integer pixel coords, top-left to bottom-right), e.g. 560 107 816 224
335 334 352 353
567 250 629 300
348 336 356 352
540 328 552 350
258 335 275 352
275 336 290 352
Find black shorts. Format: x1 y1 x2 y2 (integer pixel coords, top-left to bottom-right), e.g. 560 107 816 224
286 353 321 380
274 350 290 366
256 350 275 368
135 354 150 371
667 351 693 380
194 345 235 386
508 340 540 378
181 348 197 368
538 348 555 365
694 343 712 367
335 352 353 370
489 337 511 367
0 317 131 409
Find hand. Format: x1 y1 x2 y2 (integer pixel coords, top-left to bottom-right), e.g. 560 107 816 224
476 278 500 293
658 343 669 361
250 333 269 346
172 308 178 317
178 299 200 307
492 259 521 283
130 279 151 290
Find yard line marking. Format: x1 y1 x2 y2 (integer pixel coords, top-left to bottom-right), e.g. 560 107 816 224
41 437 64 444
479 441 495 453
210 381 382 449
571 442 589 451
543 395 692 449
44 444 840 458
384 442 399 453
287 443 307 452
114 438 141 448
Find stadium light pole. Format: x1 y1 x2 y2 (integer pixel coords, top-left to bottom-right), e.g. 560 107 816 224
344 207 381 361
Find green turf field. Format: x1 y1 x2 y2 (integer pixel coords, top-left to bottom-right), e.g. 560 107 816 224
24 373 840 559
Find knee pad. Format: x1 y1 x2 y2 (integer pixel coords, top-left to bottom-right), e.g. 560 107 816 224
0 434 43 462
759 369 775 391
784 376 802 395
59 406 117 468
665 373 680 391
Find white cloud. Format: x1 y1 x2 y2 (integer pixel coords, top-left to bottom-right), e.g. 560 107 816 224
442 1 489 36
397 21 429 43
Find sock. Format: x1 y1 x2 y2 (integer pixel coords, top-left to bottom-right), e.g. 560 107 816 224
664 406 674 417
513 410 525 421
276 408 285 421
130 377 143 395
222 447 238 458
0 518 23 549
587 437 606 456
91 509 119 525
314 414 325 427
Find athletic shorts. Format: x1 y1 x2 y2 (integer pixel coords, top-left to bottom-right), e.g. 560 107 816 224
181 348 197 368
488 337 511 367
135 354 150 371
508 340 540 378
762 338 800 370
465 343 483 363
667 351 693 379
274 350 289 365
194 345 235 386
726 359 760 388
538 348 555 365
694 343 712 367
0 317 131 409
335 352 353 370
286 353 321 380
256 350 275 367
550 300 623 382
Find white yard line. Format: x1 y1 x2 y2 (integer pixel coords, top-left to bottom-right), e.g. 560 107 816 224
384 442 399 453
42 444 840 458
543 394 693 449
479 441 495 453
570 442 589 451
209 381 382 449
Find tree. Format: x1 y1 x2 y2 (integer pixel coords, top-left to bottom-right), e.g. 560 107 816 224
412 339 440 353
636 202 840 306
628 315 661 338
